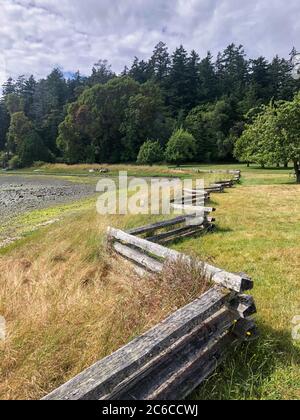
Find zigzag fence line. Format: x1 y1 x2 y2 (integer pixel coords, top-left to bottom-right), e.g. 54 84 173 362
44 170 258 401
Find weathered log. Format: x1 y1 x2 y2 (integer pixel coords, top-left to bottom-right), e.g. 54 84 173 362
172 195 209 201
186 216 215 225
113 242 163 273
107 309 238 400
215 180 234 184
184 188 209 193
170 197 208 204
145 332 234 400
147 225 206 244
172 191 210 200
107 228 253 293
215 181 234 188
171 199 210 206
127 216 188 236
171 204 216 213
205 186 224 193
171 192 209 199
161 224 216 243
43 286 232 400
228 294 257 318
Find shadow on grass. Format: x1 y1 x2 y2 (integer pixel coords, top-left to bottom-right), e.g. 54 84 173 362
213 226 233 234
207 199 220 206
156 225 233 247
192 322 300 400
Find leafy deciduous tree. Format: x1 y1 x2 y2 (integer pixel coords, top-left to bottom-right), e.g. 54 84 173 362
165 128 197 165
235 95 300 181
137 140 164 165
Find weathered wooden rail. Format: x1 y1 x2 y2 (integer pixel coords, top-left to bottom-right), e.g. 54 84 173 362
107 227 253 293
130 206 215 246
44 281 256 400
44 170 256 401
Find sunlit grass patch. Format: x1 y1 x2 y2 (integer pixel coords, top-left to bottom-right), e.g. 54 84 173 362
0 165 300 400
0 195 98 254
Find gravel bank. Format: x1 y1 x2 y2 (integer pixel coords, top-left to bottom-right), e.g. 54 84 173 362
0 175 96 221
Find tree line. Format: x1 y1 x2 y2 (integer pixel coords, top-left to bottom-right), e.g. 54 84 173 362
0 42 299 169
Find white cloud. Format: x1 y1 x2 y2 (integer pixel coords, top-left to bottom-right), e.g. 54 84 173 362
0 0 299 81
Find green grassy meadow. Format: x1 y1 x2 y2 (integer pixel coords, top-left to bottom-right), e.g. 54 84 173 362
0 163 299 400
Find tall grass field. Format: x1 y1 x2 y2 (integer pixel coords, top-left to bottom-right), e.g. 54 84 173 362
0 164 299 400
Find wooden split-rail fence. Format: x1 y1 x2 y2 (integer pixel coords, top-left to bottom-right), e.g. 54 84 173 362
44 170 257 401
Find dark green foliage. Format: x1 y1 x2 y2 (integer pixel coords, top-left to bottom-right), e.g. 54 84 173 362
1 42 298 166
150 42 170 84
18 131 53 167
216 44 249 99
0 151 9 168
165 128 197 165
89 60 115 86
129 57 154 84
5 93 24 115
57 77 140 163
2 78 15 96
7 112 33 155
0 101 10 151
137 140 164 165
121 81 173 161
198 52 218 103
58 77 172 163
167 45 191 115
5 111 52 167
185 98 237 162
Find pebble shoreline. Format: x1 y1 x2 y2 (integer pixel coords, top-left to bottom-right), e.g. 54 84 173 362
0 175 96 221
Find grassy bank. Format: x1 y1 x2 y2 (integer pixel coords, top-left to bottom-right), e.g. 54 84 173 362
0 164 299 400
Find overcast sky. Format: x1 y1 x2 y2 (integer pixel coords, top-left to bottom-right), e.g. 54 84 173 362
0 0 299 85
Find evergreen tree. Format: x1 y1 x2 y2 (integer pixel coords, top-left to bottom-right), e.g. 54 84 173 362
22 76 37 118
0 101 10 151
67 71 86 102
89 60 115 86
186 50 200 109
32 69 68 154
2 77 16 96
129 57 153 84
268 56 297 101
249 57 271 102
150 42 170 84
198 52 218 102
216 44 249 99
168 45 190 115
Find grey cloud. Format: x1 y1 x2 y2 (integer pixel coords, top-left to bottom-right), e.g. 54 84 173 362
0 0 299 82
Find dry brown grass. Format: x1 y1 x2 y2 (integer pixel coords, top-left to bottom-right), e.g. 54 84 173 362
0 208 210 400
40 162 195 176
